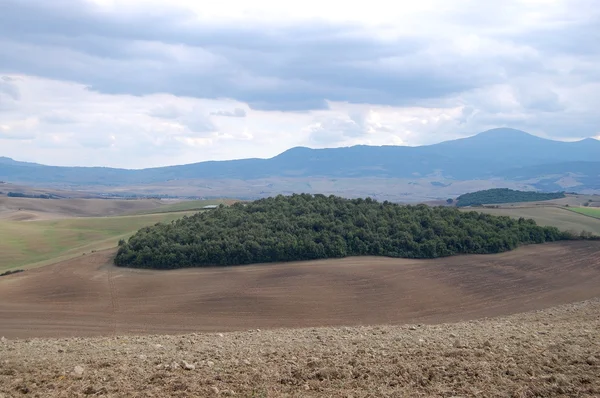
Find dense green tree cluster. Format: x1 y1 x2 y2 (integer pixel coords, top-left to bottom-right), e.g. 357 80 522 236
114 193 575 269
7 192 53 199
456 188 565 207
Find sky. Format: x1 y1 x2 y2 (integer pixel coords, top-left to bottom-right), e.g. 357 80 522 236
0 0 599 168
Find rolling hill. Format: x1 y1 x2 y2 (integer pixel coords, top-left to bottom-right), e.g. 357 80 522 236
1 128 599 191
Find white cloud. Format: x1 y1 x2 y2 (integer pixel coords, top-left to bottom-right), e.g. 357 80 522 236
210 108 247 117
0 0 599 167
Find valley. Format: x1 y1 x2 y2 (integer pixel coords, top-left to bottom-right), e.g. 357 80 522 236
1 177 600 398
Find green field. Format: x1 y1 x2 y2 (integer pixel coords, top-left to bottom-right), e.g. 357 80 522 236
463 206 600 236
569 207 600 219
0 212 194 271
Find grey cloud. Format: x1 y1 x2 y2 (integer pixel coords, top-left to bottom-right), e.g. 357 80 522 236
513 18 600 58
457 106 477 125
39 112 79 124
0 0 490 111
308 116 365 144
77 134 114 149
183 115 216 134
516 87 564 113
1 0 599 143
0 76 20 100
307 110 401 145
148 105 216 134
210 108 247 117
0 130 35 141
148 105 182 119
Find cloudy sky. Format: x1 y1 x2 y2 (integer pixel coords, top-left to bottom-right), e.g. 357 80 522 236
1 0 599 168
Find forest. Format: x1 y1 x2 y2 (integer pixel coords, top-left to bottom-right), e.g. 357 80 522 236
456 188 566 207
114 193 577 269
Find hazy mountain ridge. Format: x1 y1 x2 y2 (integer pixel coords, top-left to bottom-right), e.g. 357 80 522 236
1 128 599 192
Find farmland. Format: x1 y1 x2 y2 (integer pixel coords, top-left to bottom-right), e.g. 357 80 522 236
2 297 599 397
1 195 600 397
570 206 600 219
0 212 195 271
462 206 600 236
2 240 600 339
0 195 165 219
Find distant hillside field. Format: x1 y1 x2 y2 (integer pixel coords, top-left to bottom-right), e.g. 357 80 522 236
114 193 575 269
570 207 600 219
0 196 165 218
134 199 240 214
456 188 565 207
465 207 600 236
0 212 195 271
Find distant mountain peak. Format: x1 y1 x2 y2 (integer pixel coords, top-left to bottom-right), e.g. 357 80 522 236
0 156 42 167
474 128 542 140
479 127 529 134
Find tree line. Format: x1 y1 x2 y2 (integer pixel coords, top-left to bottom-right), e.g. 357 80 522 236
113 193 583 269
456 188 565 207
6 192 54 199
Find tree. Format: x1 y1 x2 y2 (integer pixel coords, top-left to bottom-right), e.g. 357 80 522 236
114 193 580 270
456 188 565 207
446 198 454 204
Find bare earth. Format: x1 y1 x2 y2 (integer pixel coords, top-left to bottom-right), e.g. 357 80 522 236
1 299 598 397
1 241 600 340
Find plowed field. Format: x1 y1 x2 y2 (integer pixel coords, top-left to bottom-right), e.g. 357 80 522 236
1 241 600 339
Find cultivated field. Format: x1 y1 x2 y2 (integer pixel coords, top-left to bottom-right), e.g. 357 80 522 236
1 196 600 396
0 196 166 219
570 207 600 219
0 212 195 271
463 206 600 235
482 193 600 208
1 298 598 397
1 241 600 340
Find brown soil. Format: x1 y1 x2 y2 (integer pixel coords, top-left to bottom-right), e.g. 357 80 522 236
1 241 600 340
1 299 599 397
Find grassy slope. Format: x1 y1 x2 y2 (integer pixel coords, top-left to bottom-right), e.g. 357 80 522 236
465 206 600 235
0 212 196 271
569 207 600 219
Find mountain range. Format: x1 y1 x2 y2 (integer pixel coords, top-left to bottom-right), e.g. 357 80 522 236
1 128 599 194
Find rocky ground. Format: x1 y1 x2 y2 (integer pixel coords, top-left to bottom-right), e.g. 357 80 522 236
1 299 599 397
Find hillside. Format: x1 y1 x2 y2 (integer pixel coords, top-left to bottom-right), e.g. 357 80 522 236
1 298 599 397
0 212 196 271
114 193 573 269
0 196 165 218
2 129 600 192
456 188 566 207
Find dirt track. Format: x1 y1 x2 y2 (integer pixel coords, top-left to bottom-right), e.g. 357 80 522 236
1 241 600 339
